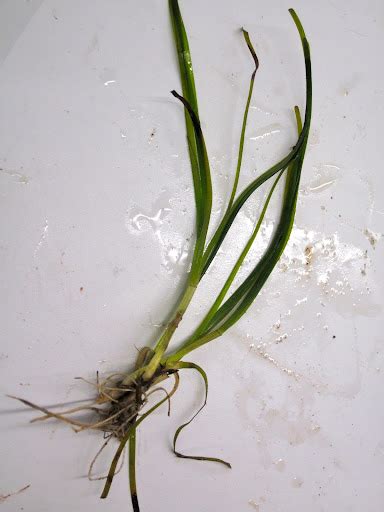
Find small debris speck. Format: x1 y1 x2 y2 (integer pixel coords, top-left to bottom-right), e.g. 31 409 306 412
364 228 380 248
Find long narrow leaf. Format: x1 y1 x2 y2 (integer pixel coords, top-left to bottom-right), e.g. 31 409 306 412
199 106 305 336
167 155 304 361
169 0 199 114
168 106 307 363
128 428 139 512
227 29 259 211
143 0 213 379
169 0 209 246
171 90 212 282
199 10 311 332
213 148 305 333
166 8 312 363
201 9 312 276
191 169 284 341
169 361 231 468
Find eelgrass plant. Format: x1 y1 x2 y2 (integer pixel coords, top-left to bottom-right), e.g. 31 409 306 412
11 2 312 510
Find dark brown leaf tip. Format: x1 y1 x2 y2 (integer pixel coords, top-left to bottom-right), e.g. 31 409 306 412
242 28 259 71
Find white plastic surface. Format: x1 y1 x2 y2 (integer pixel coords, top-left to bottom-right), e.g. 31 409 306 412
1 1 383 511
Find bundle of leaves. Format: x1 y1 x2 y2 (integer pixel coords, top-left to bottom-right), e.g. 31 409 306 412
11 2 312 511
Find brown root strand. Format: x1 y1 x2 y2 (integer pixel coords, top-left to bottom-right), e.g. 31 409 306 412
10 365 177 442
88 436 126 481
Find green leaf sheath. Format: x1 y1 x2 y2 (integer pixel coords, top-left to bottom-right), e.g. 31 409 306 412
227 29 259 211
167 361 231 468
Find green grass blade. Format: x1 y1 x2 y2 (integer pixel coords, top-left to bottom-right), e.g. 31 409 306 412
197 107 305 336
129 428 139 512
168 108 307 362
144 87 214 380
201 149 297 277
203 10 312 331
171 90 212 283
168 361 231 468
169 0 205 240
213 150 305 333
166 8 312 363
167 156 304 362
143 1 215 380
191 169 284 341
169 0 199 114
227 29 259 211
294 105 303 134
201 8 312 277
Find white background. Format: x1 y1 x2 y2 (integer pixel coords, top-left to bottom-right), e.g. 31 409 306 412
1 1 383 511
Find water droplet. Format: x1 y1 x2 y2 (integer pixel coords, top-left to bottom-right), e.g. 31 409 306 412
309 179 336 192
274 458 286 471
126 207 171 234
249 123 282 141
292 477 303 488
250 103 277 116
276 333 288 343
34 219 49 258
302 164 340 195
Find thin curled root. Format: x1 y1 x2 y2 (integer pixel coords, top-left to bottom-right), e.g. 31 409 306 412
145 387 172 416
88 436 126 481
73 405 138 434
9 361 181 508
8 364 177 441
